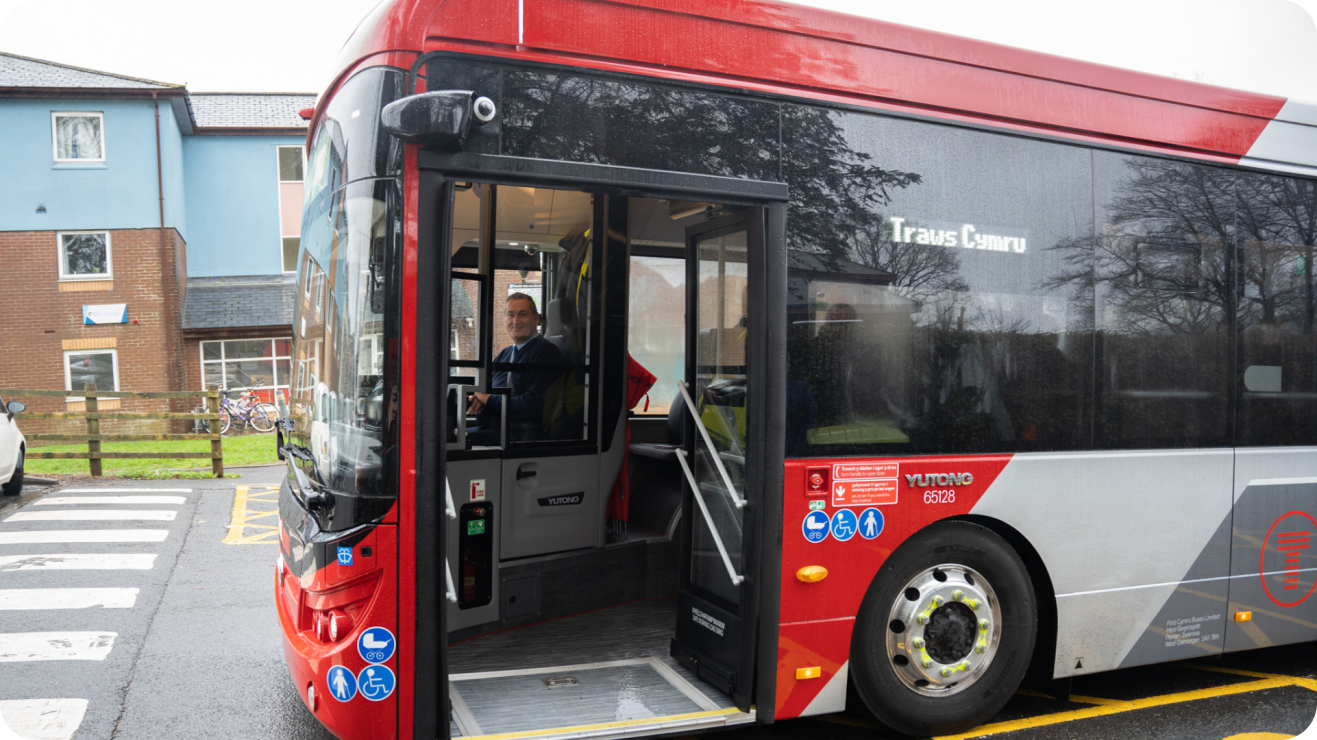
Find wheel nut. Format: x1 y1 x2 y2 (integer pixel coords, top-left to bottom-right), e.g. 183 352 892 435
912 637 925 649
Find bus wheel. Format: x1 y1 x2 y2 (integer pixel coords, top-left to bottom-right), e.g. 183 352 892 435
851 521 1036 736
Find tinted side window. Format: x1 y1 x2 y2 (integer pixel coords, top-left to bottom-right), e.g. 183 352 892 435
784 110 1095 457
501 70 781 181
1091 152 1234 449
1237 172 1317 446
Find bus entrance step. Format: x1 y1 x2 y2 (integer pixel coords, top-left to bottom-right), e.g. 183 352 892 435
448 658 751 740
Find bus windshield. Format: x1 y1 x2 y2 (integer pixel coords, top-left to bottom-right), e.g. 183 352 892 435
289 66 404 505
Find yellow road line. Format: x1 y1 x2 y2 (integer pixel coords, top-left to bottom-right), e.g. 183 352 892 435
934 678 1294 739
1185 663 1317 693
221 485 281 545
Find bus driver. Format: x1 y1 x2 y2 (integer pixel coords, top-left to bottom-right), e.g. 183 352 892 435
466 293 564 445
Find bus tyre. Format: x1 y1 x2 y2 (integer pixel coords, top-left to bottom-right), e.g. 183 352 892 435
851 520 1036 737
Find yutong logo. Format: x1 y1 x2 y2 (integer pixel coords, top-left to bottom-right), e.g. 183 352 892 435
906 473 973 488
538 493 584 507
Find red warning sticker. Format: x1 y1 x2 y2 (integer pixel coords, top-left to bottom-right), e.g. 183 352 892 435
832 479 898 507
833 462 898 481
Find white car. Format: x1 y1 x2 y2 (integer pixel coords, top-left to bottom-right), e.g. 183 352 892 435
0 395 27 497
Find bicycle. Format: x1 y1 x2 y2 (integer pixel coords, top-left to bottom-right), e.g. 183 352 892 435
204 385 280 435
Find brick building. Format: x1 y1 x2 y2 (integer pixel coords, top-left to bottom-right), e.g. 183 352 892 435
0 52 313 427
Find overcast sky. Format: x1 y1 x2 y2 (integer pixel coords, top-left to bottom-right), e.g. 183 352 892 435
1 0 1314 102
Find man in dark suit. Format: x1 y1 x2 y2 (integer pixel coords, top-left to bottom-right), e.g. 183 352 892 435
467 293 563 445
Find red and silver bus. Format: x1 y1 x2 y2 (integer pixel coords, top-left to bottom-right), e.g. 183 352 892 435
275 2 1317 738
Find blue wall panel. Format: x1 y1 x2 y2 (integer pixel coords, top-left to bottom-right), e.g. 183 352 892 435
182 135 304 277
0 98 186 235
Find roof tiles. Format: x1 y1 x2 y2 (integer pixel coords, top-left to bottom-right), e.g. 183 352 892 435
0 51 180 89
190 93 316 129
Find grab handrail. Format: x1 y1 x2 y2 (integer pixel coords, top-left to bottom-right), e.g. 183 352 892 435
678 380 747 510
445 477 457 521
445 560 458 604
444 475 458 603
675 449 745 587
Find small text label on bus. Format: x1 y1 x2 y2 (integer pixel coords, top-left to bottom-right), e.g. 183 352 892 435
889 217 1026 254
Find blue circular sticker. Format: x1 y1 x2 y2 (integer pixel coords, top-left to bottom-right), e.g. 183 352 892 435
831 509 859 542
803 510 831 543
858 508 884 540
358 664 396 702
326 665 357 702
357 626 396 664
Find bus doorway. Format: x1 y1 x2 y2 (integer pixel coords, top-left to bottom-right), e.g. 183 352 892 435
437 185 766 739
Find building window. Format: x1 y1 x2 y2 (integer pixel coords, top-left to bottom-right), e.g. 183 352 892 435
52 112 105 162
200 338 292 403
58 232 112 280
64 349 119 400
278 145 305 273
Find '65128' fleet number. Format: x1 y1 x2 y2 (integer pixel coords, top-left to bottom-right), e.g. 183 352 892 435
923 489 955 504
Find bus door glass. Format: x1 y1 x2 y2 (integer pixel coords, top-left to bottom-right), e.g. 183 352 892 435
445 183 604 633
673 212 760 711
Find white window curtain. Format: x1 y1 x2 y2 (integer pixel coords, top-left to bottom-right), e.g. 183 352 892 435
56 116 103 160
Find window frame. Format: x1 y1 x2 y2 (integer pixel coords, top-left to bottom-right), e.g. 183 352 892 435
198 337 293 400
51 111 106 163
63 348 119 402
57 231 113 281
277 145 306 274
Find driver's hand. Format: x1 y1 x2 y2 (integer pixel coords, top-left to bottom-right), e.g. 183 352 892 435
467 392 490 415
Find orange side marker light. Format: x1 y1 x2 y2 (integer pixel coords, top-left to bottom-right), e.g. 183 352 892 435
1234 611 1252 622
796 666 822 680
796 565 828 583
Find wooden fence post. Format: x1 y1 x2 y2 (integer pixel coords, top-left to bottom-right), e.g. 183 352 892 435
85 384 101 477
207 386 223 478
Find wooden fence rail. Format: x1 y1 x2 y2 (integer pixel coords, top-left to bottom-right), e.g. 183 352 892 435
2 385 223 477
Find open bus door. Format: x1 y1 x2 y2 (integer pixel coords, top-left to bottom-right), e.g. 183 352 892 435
671 212 767 713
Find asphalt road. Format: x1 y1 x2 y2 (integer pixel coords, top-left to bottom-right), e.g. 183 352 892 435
0 467 331 740
0 472 1313 740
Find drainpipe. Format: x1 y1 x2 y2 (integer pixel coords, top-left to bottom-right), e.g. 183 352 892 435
153 93 178 392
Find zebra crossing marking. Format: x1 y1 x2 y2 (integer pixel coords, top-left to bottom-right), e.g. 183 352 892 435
0 589 139 611
0 698 87 740
36 496 187 506
0 554 157 571
6 510 178 523
0 530 169 545
0 633 116 662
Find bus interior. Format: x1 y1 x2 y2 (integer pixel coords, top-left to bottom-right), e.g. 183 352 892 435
442 183 760 738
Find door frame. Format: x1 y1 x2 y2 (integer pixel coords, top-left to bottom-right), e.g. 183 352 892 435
412 151 789 737
672 210 767 712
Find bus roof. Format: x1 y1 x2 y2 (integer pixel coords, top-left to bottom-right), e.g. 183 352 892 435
325 0 1317 175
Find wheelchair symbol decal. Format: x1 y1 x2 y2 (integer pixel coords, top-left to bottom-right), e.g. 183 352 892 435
358 664 396 701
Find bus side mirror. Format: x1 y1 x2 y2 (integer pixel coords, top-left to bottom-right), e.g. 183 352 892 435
381 90 496 150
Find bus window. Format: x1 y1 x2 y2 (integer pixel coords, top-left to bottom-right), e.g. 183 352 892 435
628 197 690 416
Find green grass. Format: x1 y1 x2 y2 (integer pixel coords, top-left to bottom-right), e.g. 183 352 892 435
26 432 280 478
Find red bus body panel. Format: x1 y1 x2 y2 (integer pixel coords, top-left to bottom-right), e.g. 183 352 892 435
277 524 399 738
774 456 1012 717
317 0 1286 162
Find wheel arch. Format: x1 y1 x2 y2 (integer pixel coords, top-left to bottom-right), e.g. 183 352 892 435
943 514 1059 690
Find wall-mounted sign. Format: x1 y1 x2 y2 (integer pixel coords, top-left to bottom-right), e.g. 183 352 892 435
889 217 1027 254
508 283 543 312
83 304 127 325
